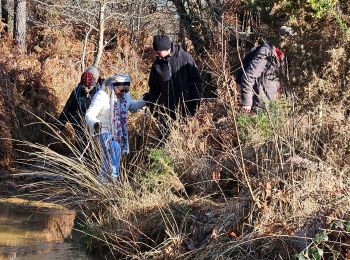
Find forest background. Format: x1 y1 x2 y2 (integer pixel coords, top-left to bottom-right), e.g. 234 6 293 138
1 0 350 259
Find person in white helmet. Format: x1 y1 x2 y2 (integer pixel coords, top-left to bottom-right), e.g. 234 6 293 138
85 73 145 180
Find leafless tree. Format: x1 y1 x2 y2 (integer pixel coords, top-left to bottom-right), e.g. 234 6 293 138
170 0 229 53
30 0 165 68
14 0 26 51
93 1 106 66
1 0 13 34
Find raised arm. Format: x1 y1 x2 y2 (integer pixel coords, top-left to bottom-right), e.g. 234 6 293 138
127 93 146 113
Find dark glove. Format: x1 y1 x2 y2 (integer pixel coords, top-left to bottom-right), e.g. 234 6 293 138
187 100 200 116
97 77 105 86
142 92 150 102
94 122 101 134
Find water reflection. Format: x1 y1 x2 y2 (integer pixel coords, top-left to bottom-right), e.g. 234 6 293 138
0 202 93 260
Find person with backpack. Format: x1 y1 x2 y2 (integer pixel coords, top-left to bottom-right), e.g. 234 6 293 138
57 66 101 137
85 74 145 180
235 40 286 112
143 34 203 137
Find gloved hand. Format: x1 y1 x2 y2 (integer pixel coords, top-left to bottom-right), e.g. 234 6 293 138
241 106 252 113
187 100 200 117
97 77 105 86
94 122 102 134
142 92 150 102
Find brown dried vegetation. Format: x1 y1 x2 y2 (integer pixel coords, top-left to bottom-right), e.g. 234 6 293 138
1 1 350 259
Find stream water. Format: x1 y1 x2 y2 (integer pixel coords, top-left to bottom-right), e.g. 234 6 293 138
0 203 94 260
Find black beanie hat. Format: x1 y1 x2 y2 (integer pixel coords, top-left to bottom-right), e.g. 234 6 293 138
153 35 171 51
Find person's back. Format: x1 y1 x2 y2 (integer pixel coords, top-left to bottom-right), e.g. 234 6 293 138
57 66 101 135
238 42 285 112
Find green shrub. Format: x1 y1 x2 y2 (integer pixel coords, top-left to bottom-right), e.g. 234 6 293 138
292 218 350 260
236 101 286 144
306 0 337 18
148 148 174 175
292 231 328 260
139 148 181 192
335 15 350 38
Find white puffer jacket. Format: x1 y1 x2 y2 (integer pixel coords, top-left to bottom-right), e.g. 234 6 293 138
85 89 145 135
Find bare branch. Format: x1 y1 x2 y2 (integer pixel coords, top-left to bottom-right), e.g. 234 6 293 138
81 26 93 72
93 1 106 67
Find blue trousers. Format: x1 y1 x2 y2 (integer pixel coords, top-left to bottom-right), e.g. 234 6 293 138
98 132 121 178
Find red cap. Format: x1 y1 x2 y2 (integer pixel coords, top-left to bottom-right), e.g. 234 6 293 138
81 72 94 87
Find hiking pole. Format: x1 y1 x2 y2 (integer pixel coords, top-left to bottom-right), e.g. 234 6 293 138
135 107 148 152
141 107 147 146
79 132 102 161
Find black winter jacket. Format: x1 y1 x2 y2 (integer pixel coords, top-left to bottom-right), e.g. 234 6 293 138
147 44 203 118
58 83 100 132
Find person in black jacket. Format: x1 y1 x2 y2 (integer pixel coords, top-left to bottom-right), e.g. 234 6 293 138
146 35 202 119
144 34 203 126
57 66 101 138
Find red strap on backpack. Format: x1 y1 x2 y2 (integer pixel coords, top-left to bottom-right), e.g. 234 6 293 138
274 47 284 61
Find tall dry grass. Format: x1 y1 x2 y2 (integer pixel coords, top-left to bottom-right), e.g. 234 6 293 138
18 80 350 258
15 111 187 258
155 14 350 258
4 2 350 259
15 32 350 260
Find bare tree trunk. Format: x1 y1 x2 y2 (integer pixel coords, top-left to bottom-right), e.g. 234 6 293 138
172 0 205 53
81 27 92 72
93 1 105 67
2 0 13 34
13 0 26 51
137 0 143 32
